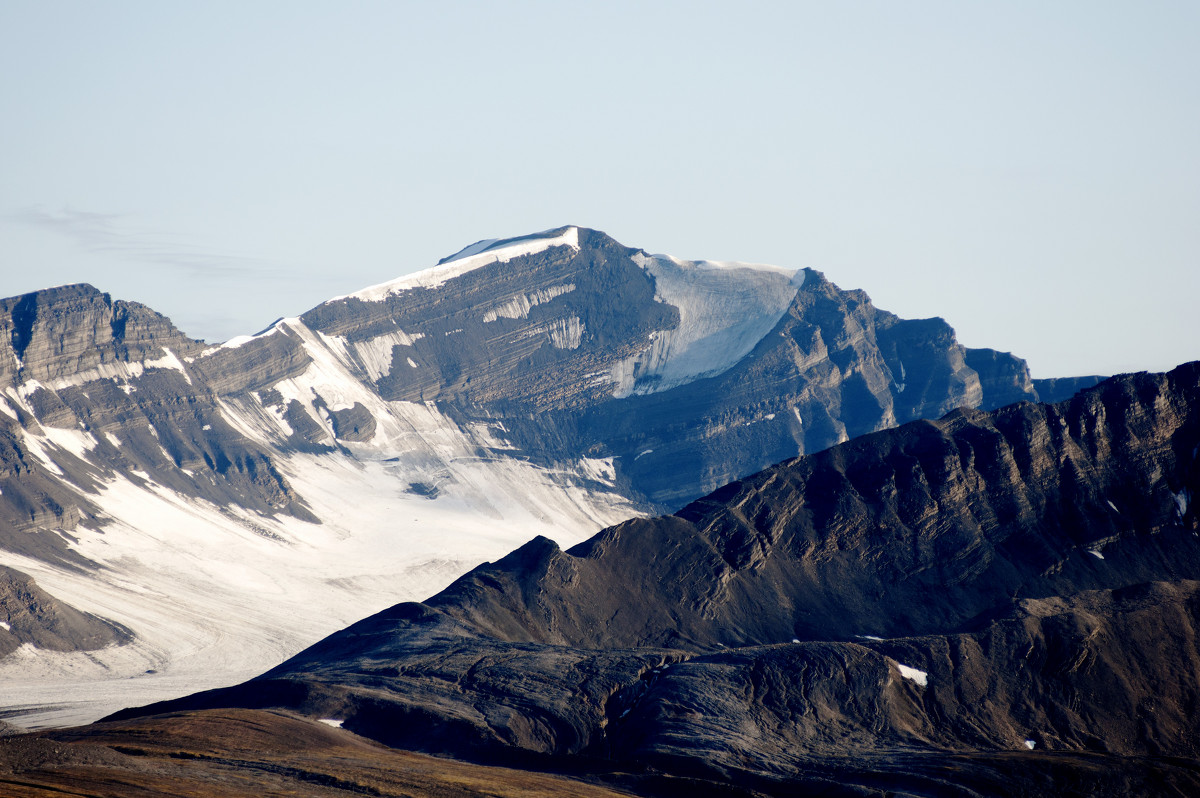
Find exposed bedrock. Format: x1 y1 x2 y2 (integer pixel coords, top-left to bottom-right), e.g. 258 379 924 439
108 366 1200 796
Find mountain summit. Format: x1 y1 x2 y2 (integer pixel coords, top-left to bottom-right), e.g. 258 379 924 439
0 226 1101 725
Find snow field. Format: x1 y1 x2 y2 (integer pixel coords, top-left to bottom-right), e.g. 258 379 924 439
336 227 582 302
0 315 641 728
611 253 804 397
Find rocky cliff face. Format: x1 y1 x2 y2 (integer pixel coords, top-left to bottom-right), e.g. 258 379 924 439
0 565 127 657
111 364 1200 796
425 364 1200 650
301 227 1047 507
0 284 316 545
0 226 1106 727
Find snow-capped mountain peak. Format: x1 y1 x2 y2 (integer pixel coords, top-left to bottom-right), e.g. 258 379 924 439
334 225 582 303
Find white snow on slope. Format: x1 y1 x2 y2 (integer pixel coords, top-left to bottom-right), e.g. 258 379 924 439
19 348 191 393
217 320 290 351
894 661 928 687
611 253 805 397
0 315 641 729
143 348 191 384
346 329 425 381
335 227 582 302
0 233 818 728
482 283 575 322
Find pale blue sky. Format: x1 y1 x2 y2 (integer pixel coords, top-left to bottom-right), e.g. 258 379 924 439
2 1 1197 378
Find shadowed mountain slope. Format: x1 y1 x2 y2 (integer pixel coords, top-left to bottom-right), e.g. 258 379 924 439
108 363 1200 796
0 226 1108 727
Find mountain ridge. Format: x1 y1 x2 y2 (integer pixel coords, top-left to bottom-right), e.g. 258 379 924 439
101 363 1200 796
0 225 1105 727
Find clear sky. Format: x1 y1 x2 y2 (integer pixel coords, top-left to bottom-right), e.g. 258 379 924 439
2 1 1196 378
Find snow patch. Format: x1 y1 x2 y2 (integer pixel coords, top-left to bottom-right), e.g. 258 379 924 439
25 361 150 393
466 422 515 451
338 227 581 301
39 425 98 460
548 317 584 350
894 661 928 687
1107 500 1120 513
318 718 344 728
517 317 585 350
483 283 576 322
218 320 290 350
0 621 10 632
265 404 295 437
635 449 654 460
19 432 65 476
610 253 803 397
1089 549 1105 560
407 357 418 368
1175 489 1190 517
143 348 191 384
577 457 616 485
350 330 424 380
1024 739 1036 750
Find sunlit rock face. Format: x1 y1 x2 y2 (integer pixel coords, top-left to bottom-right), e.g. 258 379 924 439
0 226 1093 726
300 226 1053 507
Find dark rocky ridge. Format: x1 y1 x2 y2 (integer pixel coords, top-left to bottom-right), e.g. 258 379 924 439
109 364 1200 796
0 227 1105 665
427 364 1200 649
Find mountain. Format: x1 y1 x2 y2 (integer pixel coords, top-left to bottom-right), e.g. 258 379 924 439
0 226 1101 726
106 364 1200 797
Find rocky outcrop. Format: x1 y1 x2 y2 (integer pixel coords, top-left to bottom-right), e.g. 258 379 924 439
0 408 98 567
109 365 1200 796
0 565 128 657
302 227 1050 508
0 226 1112 723
427 364 1200 648
0 285 320 571
0 228 1070 564
0 285 203 388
